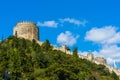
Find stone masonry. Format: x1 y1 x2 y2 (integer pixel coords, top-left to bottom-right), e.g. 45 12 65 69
13 21 39 41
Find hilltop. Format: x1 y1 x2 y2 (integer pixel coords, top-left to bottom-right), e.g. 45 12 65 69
0 36 119 80
12 21 120 78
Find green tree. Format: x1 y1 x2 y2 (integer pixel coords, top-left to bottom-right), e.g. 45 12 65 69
64 45 70 54
111 71 119 80
73 47 78 58
0 36 119 80
41 39 53 51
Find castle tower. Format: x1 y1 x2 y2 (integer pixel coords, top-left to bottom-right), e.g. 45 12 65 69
13 21 39 41
87 53 94 61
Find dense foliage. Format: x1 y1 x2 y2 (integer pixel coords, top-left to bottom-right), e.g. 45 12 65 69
0 36 119 80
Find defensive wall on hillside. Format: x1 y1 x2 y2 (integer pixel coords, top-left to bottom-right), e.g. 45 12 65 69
13 21 120 77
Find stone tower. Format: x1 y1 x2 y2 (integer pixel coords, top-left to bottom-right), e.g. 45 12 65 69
13 21 39 41
87 53 94 61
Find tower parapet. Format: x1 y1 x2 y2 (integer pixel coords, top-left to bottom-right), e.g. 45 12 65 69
13 21 39 41
16 21 36 26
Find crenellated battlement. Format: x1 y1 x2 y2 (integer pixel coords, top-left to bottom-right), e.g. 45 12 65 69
18 21 35 24
16 21 36 26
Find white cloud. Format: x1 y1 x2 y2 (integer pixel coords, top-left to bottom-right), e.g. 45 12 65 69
57 31 79 46
99 45 120 57
85 26 120 44
106 32 120 44
95 45 120 64
59 18 87 26
84 26 120 67
37 18 87 28
37 21 58 28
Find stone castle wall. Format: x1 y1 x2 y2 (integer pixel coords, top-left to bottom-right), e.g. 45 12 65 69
13 21 120 77
94 57 106 65
13 22 39 41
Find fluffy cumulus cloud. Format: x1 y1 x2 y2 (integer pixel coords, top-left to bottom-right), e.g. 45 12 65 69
85 26 120 44
99 45 120 62
59 18 87 26
85 26 120 68
37 21 58 28
89 45 120 68
57 31 79 46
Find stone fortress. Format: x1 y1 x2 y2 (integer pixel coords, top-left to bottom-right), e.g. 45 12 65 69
14 22 39 41
13 21 120 77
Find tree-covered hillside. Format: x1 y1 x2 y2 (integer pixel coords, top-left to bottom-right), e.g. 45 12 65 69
0 36 119 80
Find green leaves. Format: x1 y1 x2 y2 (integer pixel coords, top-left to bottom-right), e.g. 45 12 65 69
41 39 53 51
73 47 78 58
0 36 119 80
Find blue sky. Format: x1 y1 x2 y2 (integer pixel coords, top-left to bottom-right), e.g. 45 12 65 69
0 0 120 68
